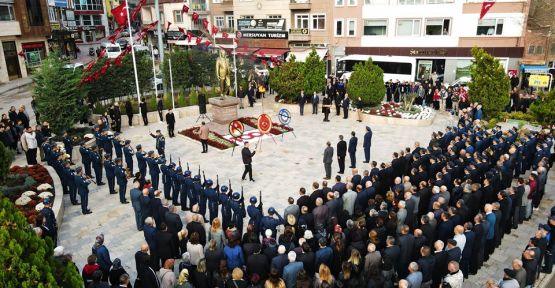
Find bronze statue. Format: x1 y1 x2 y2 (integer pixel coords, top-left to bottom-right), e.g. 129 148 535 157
216 49 231 96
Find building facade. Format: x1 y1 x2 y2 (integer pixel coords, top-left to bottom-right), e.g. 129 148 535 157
0 0 51 83
74 0 109 43
48 0 79 58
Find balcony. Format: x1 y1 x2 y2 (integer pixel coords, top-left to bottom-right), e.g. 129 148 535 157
289 28 310 41
289 0 311 10
191 0 208 14
74 3 103 11
0 21 21 37
221 0 233 12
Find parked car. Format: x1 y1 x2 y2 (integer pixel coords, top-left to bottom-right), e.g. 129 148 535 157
63 63 84 72
254 64 269 76
450 76 472 87
116 38 128 50
102 43 122 59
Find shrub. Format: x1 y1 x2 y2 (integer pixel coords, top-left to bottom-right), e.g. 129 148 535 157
347 57 386 107
529 90 555 125
0 142 14 182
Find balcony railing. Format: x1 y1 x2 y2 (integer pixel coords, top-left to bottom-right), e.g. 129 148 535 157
290 0 311 10
75 4 103 11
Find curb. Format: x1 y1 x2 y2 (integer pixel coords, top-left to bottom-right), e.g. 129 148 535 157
45 165 64 229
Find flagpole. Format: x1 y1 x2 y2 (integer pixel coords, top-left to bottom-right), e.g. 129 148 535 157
125 0 142 115
150 43 158 97
233 43 238 98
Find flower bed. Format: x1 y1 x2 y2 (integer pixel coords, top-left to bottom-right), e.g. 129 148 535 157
237 117 294 135
1 165 55 224
359 102 434 120
180 127 237 150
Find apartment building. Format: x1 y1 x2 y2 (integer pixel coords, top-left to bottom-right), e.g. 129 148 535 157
0 0 51 83
48 0 79 58
520 0 554 82
73 0 109 43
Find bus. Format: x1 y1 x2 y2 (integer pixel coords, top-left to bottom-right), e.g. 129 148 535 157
336 55 416 82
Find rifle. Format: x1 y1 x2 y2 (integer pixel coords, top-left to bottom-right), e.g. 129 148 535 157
216 175 220 192
202 171 207 187
179 157 182 167
258 190 263 212
187 162 190 171
169 154 172 164
198 165 201 178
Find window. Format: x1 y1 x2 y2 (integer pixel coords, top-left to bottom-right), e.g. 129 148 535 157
397 19 421 36
529 45 545 55
173 10 183 23
75 0 103 11
192 17 207 30
336 0 344 5
215 16 225 27
295 14 309 29
335 19 344 36
363 19 387 36
427 0 454 3
348 0 357 5
398 0 422 4
476 18 503 35
528 46 535 54
226 15 234 29
92 15 101 25
81 15 92 26
268 15 282 19
241 15 254 19
347 19 356 36
425 18 450 35
311 14 326 30
26 0 44 26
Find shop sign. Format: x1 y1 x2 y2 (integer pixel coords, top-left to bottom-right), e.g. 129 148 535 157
529 74 550 87
409 49 448 56
289 28 309 35
237 18 286 31
240 31 288 39
50 22 61 31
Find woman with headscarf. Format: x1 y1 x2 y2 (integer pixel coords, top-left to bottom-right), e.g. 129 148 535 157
108 258 130 287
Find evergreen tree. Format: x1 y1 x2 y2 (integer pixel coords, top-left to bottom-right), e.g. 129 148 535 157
188 49 218 87
0 142 14 182
269 55 304 102
162 48 191 92
347 57 385 106
33 53 85 134
302 47 326 95
468 47 510 116
530 90 555 125
0 197 82 287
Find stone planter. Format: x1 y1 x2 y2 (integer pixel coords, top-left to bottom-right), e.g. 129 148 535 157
45 166 65 229
208 96 240 124
92 105 210 128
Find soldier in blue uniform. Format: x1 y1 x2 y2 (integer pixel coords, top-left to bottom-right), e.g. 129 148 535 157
260 207 285 238
90 145 104 185
161 161 171 200
171 166 181 205
101 131 113 156
74 167 92 214
136 145 147 179
230 192 246 234
145 151 165 190
247 196 263 235
103 154 116 194
149 129 166 156
199 177 210 221
182 170 194 211
174 166 185 206
79 144 92 177
205 182 220 222
112 135 124 159
63 161 79 205
114 158 129 204
62 132 73 162
52 153 67 194
123 140 134 174
192 175 202 210
219 186 232 229
43 142 53 165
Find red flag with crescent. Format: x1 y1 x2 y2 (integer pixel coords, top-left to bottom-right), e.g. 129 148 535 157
222 31 229 38
182 4 189 14
192 12 199 21
166 21 172 31
97 48 106 59
130 0 146 22
100 60 111 75
211 25 219 35
178 26 186 34
202 18 209 29
111 2 128 26
85 61 95 71
114 54 124 66
480 0 496 20
204 40 212 47
195 36 202 45
187 31 193 42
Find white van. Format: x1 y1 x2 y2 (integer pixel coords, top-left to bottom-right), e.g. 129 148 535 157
103 43 122 59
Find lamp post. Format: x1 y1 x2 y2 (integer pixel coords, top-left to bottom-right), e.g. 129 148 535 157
124 0 141 114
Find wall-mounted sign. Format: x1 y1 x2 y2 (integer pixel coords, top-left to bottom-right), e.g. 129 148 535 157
409 49 448 56
289 28 309 35
237 18 286 31
529 74 550 88
240 31 288 39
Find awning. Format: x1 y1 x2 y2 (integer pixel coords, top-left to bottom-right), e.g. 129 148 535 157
520 64 550 73
287 48 328 62
254 48 289 58
235 47 258 56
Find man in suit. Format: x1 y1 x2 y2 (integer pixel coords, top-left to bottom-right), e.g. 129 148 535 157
363 126 373 163
337 135 347 174
130 181 143 230
283 251 304 288
165 108 176 137
432 240 449 288
155 223 176 268
139 98 148 126
164 205 183 258
322 94 332 122
323 141 334 180
348 131 357 168
311 92 319 114
298 90 306 116
398 225 416 279
241 141 256 182
314 238 333 270
341 93 351 119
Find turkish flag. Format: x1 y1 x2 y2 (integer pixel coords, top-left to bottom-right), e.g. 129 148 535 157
98 48 106 59
480 0 496 20
202 18 209 29
204 40 212 47
195 37 202 45
233 38 240 44
211 25 219 35
130 0 146 22
114 55 124 66
182 4 189 14
85 61 95 71
100 60 111 75
166 21 172 31
111 3 128 26
17 51 25 58
222 32 229 38
178 27 186 34
187 31 193 42
192 12 199 21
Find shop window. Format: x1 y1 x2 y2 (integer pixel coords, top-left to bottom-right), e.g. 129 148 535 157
476 18 503 36
364 19 387 36
26 0 44 26
23 43 46 67
397 19 421 36
0 4 15 21
425 18 450 35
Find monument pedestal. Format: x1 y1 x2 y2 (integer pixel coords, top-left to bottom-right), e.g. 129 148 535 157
208 96 240 124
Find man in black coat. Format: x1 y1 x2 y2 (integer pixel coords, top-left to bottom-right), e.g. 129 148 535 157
363 126 373 163
417 246 435 287
322 94 332 122
135 243 151 285
241 141 256 182
383 236 401 274
432 240 449 288
398 225 416 279
164 205 183 258
165 109 176 137
337 135 347 174
155 223 176 267
139 98 148 126
348 131 357 168
246 246 270 281
461 222 475 277
298 90 306 116
341 93 351 119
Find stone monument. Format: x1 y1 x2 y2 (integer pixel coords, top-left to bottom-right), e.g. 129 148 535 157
208 96 240 124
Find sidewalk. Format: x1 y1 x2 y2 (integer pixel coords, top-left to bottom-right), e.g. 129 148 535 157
0 77 32 96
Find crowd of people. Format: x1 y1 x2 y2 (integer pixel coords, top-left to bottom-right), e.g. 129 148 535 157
29 93 555 288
